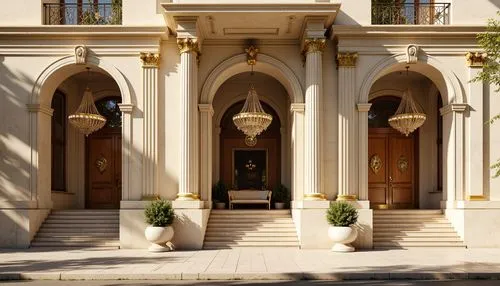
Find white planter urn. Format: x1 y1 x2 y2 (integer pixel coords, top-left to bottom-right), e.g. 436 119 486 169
144 225 174 252
328 226 358 252
274 202 285 209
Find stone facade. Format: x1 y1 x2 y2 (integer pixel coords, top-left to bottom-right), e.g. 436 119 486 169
0 0 499 249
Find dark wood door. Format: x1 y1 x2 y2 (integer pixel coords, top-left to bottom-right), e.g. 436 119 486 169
368 129 416 209
87 131 121 209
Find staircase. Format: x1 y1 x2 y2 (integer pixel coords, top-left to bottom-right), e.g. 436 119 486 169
31 209 120 248
373 210 465 248
203 210 299 249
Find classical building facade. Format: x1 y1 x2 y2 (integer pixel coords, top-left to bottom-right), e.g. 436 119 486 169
0 0 499 249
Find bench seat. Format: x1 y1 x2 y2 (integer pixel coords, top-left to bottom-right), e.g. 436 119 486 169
228 190 272 210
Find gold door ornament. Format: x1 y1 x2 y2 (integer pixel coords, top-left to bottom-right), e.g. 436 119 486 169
397 155 409 173
370 154 382 174
95 156 108 174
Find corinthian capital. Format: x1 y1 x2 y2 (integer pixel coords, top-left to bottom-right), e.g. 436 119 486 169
337 52 358 67
177 38 200 55
140 52 160 68
466 52 487 67
302 38 326 55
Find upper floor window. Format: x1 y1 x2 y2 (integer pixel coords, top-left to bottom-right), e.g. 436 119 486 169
372 0 450 25
44 0 122 25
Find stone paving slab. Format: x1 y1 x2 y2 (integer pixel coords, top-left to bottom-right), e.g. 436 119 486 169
1 248 500 281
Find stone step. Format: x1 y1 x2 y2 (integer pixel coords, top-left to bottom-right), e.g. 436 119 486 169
208 219 293 224
39 223 119 228
51 210 119 215
210 210 290 215
374 236 462 242
204 236 298 242
44 219 119 224
203 241 299 248
373 210 442 215
36 233 119 238
374 223 453 228
374 218 449 223
48 215 119 220
207 222 295 228
205 231 297 237
374 241 465 248
34 237 119 242
373 231 458 237
38 228 118 233
31 241 120 248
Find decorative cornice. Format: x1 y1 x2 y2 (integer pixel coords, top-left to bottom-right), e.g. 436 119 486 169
357 103 372 112
440 103 468 116
302 38 326 55
26 104 53 116
467 195 486 201
336 195 357 201
290 103 305 113
303 193 327 201
337 52 358 67
177 38 200 55
140 52 160 68
466 51 487 67
118 103 134 114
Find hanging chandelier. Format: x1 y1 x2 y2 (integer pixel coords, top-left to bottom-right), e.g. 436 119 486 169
232 46 273 145
388 79 426 136
68 68 107 136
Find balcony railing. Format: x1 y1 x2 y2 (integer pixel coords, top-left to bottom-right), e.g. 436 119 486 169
372 3 450 25
43 3 122 25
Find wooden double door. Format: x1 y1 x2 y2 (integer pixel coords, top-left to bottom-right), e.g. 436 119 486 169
368 129 417 209
87 129 122 209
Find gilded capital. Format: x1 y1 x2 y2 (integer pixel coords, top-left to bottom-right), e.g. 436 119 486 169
177 38 200 55
466 52 487 67
302 38 326 55
140 52 160 68
337 52 358 67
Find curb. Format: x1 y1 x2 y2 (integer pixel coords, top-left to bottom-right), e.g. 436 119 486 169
1 272 500 281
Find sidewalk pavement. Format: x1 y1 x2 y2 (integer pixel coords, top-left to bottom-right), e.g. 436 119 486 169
1 247 500 281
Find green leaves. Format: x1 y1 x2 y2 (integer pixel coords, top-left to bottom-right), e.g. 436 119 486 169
212 181 228 203
326 201 358 227
144 200 175 227
272 184 290 203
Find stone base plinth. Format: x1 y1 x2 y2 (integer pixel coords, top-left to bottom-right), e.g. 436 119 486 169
0 207 50 248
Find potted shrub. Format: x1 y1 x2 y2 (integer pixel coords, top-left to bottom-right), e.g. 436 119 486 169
326 201 359 252
144 199 175 252
212 181 228 209
272 184 290 209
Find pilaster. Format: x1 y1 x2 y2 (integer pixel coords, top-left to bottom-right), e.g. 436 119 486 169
199 103 214 204
356 103 372 201
118 103 134 201
465 52 486 201
337 52 358 201
291 103 305 201
140 52 160 200
302 38 326 200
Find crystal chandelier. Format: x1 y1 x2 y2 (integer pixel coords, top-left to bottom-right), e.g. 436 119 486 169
388 88 426 136
68 68 107 136
232 46 273 144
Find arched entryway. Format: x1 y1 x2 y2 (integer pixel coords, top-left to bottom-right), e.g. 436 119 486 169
219 101 281 191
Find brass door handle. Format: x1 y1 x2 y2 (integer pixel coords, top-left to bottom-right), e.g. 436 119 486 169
389 176 393 184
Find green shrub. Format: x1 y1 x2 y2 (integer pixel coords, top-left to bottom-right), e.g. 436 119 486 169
326 201 358 227
272 184 290 203
144 199 175 227
212 180 228 203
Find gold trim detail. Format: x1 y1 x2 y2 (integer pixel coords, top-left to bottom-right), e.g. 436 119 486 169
140 52 160 67
370 154 382 174
373 204 389 210
467 195 486 201
245 46 259 66
397 155 409 173
303 193 327 201
337 52 358 67
176 193 200 201
177 38 200 55
336 195 357 201
95 156 107 174
466 52 487 67
302 38 326 55
142 194 161 201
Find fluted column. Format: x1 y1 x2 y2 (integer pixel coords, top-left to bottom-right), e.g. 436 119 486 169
357 103 372 201
337 52 359 201
177 38 200 201
140 52 160 200
303 39 326 200
465 52 486 201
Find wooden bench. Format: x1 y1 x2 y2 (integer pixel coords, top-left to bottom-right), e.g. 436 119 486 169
228 190 272 210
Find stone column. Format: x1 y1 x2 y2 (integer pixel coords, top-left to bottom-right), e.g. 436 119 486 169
118 103 134 201
441 103 467 204
140 53 160 200
177 37 200 201
198 103 213 204
303 38 326 200
465 52 486 201
291 103 305 201
357 103 372 201
337 52 359 201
